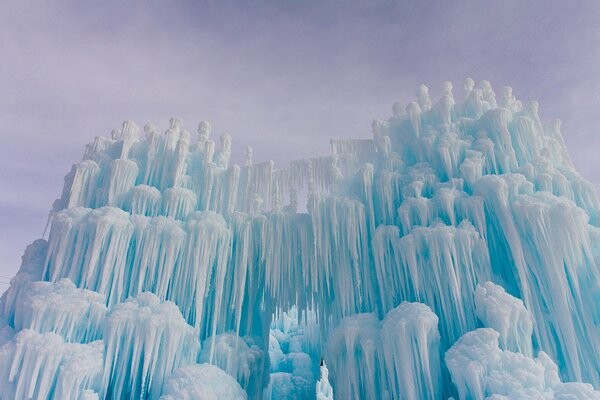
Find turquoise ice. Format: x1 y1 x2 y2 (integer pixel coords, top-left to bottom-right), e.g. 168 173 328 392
0 79 599 399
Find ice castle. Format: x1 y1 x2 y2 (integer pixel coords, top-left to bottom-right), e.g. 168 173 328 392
0 79 599 399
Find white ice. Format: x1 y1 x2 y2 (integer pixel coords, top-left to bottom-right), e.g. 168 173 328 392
160 363 247 400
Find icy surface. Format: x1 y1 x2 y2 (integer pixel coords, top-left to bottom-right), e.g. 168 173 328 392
324 302 441 400
474 281 533 356
268 308 321 399
160 363 247 400
102 293 200 400
0 330 103 400
315 363 333 400
199 333 269 399
1 79 600 399
13 279 107 343
445 328 600 400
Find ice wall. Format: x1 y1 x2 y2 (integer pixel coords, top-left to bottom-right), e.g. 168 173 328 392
1 78 599 399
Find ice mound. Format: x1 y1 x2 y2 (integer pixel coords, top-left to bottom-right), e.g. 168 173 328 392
1 79 600 399
199 333 269 399
445 328 600 400
160 363 247 400
0 239 48 325
0 330 103 400
13 278 107 343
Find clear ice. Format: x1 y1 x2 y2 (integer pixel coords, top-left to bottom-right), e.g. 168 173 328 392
1 79 599 399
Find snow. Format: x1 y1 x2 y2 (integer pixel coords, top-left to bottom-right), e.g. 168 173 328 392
1 79 600 399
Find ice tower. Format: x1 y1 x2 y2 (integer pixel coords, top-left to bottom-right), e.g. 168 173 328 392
1 79 599 399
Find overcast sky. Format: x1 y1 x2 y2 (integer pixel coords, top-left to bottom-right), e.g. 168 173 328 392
1 0 600 287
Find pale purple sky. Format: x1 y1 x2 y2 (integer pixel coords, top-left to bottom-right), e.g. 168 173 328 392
1 1 600 287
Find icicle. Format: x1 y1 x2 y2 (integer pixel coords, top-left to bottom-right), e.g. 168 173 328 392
245 146 254 166
162 187 197 220
215 133 233 169
406 102 422 137
120 120 141 160
65 160 101 209
102 293 200 400
103 159 139 207
1 239 48 326
126 184 162 216
324 313 383 400
13 279 107 343
380 302 442 400
480 80 497 109
474 281 533 356
0 330 103 400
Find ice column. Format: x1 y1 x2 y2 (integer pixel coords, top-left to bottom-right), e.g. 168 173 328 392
102 293 200 400
474 281 533 356
380 302 442 400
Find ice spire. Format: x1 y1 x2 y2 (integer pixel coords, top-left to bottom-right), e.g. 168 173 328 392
416 84 432 111
315 362 333 400
463 77 475 98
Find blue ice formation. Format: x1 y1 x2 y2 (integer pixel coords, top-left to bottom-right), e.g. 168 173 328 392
1 79 600 399
160 363 247 400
